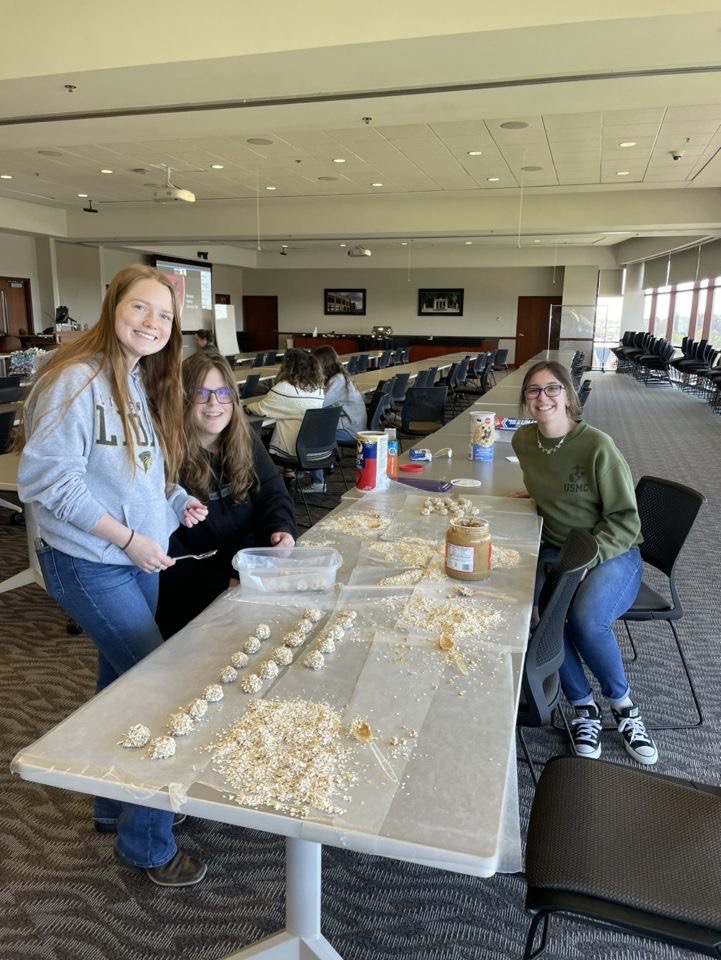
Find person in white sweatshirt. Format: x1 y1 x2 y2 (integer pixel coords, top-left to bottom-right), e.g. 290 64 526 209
17 264 209 888
245 347 324 459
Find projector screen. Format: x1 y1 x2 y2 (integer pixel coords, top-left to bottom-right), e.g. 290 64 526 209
154 258 213 330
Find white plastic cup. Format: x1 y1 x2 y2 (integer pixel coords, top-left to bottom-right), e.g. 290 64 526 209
469 411 495 461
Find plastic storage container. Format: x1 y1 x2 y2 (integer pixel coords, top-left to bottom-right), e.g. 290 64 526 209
232 547 342 593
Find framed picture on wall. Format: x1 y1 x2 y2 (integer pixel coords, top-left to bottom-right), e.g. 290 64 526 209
324 288 366 316
418 288 464 316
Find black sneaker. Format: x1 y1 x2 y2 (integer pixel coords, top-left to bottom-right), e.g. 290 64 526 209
611 704 658 765
569 702 602 759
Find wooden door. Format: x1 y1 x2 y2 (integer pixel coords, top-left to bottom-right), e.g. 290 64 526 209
515 296 562 366
242 296 278 351
0 277 33 353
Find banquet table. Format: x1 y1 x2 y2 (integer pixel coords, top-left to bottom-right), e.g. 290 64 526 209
12 483 541 959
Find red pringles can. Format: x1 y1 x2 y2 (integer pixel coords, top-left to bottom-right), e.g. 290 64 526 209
356 431 389 491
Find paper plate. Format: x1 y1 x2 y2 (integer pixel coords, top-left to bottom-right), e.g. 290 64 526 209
450 478 482 487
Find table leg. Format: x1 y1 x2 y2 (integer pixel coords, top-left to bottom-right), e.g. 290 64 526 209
0 500 45 595
222 838 343 960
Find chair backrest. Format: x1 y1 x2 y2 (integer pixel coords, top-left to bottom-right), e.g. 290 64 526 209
367 392 393 431
453 358 469 387
390 372 410 401
346 355 360 375
0 410 15 453
425 366 438 384
379 350 393 368
520 528 598 727
252 352 265 367
295 407 342 468
0 375 22 390
0 386 24 405
264 350 278 366
240 373 262 399
224 355 237 368
494 348 509 366
400 386 448 433
635 476 705 584
357 355 370 373
413 369 429 389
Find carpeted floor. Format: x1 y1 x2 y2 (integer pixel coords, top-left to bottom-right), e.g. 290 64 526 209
1 369 719 960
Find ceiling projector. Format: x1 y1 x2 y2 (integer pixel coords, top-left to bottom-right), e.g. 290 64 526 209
152 186 196 203
348 246 372 257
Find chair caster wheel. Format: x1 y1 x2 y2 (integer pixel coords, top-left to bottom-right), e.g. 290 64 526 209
10 512 25 525
66 618 84 635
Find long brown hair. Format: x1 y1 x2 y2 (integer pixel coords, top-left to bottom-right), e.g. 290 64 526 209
519 360 582 419
312 344 352 386
180 352 257 501
17 264 185 478
275 348 323 391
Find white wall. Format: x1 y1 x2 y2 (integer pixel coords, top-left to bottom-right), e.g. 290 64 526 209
55 243 103 328
0 232 43 328
243 266 560 359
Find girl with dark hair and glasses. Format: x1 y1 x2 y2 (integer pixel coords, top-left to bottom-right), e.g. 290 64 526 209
510 360 657 766
156 352 296 640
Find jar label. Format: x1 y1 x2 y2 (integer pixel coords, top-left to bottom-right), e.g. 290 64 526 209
446 542 475 573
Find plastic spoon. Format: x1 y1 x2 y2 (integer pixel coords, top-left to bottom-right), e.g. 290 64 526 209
350 719 398 782
173 550 219 561
439 634 469 675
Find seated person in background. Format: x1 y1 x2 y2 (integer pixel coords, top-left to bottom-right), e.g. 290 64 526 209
156 353 296 639
193 328 217 352
308 344 367 490
244 348 324 461
509 360 657 766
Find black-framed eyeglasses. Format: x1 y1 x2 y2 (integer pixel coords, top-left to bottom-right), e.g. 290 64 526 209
524 383 565 399
192 387 234 404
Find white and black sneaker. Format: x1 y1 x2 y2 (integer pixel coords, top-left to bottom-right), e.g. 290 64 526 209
611 705 658 765
569 702 602 759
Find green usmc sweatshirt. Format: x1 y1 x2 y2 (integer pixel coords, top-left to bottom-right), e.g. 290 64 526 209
511 421 641 564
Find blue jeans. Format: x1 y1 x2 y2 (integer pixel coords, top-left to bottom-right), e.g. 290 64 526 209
535 544 642 705
310 427 356 483
37 545 176 868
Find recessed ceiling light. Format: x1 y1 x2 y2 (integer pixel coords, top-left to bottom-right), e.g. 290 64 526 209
401 241 408 246
265 185 277 191
370 182 383 187
0 174 12 180
210 164 224 170
521 165 543 172
616 170 630 176
332 158 346 164
281 243 288 248
467 150 483 156
619 141 637 148
533 239 541 244
465 241 473 245
100 168 113 174
339 243 347 248
247 137 273 145
487 177 500 182
77 192 88 197
500 121 529 130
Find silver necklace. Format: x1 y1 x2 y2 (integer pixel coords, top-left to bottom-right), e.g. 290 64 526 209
536 427 567 456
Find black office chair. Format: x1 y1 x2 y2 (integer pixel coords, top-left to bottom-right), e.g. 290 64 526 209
264 350 278 366
516 528 598 783
239 373 262 399
224 354 238 368
389 373 410 411
397 386 447 449
0 375 23 390
523 755 721 960
620 475 706 729
346 355 360 375
378 350 393 368
356 355 370 373
0 411 23 520
271 407 346 525
251 352 265 368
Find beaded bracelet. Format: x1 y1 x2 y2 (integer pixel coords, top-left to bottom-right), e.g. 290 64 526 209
121 529 135 551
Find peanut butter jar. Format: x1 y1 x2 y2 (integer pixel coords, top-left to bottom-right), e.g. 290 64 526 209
444 517 492 581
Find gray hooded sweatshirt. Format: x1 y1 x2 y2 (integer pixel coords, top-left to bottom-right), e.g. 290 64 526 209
18 358 191 564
